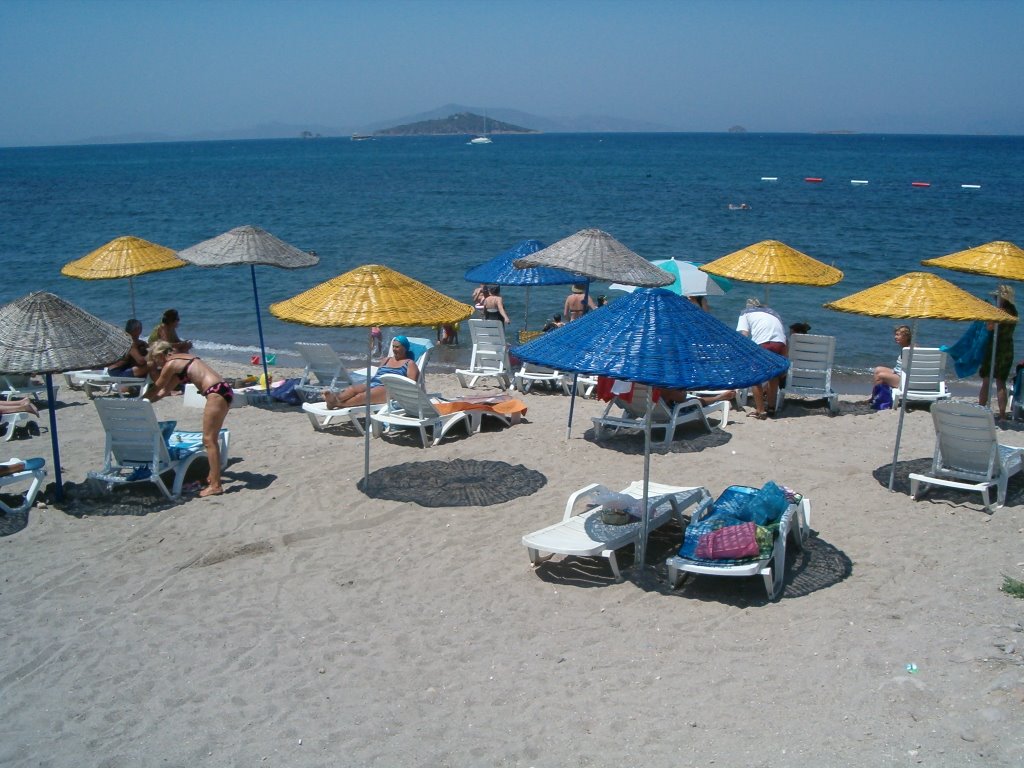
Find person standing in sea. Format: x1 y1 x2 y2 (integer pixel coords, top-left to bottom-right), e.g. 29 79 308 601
564 284 596 321
979 284 1018 421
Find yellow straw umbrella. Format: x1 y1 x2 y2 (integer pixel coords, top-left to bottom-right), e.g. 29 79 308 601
920 240 1024 281
700 239 843 302
61 236 186 318
921 241 1024 396
824 271 1015 490
270 265 473 490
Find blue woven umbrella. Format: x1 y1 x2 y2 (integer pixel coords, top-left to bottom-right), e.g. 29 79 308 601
511 288 789 572
465 239 579 330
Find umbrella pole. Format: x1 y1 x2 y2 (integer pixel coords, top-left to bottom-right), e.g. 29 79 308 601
523 286 530 330
45 374 63 502
635 394 654 571
565 281 592 439
249 265 271 393
888 324 918 491
129 276 137 320
363 332 373 493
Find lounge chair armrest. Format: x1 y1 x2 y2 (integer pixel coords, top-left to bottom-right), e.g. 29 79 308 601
564 482 605 520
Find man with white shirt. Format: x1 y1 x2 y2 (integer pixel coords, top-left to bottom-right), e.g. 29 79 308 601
737 298 788 419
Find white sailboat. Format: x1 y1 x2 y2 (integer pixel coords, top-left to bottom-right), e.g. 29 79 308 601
469 112 493 144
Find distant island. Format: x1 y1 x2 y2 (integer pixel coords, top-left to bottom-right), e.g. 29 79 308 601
373 112 539 137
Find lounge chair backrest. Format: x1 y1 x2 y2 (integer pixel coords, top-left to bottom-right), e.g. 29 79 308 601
787 333 835 389
615 383 672 420
378 373 440 419
901 347 947 395
93 398 171 467
295 342 349 390
930 401 1000 481
466 319 510 373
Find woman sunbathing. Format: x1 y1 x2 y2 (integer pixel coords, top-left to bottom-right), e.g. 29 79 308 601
323 336 419 410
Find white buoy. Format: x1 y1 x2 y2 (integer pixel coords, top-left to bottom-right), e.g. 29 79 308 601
850 179 869 185
961 184 981 189
760 176 778 182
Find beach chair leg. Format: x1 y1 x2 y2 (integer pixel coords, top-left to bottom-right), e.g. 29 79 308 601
603 549 623 582
666 564 683 589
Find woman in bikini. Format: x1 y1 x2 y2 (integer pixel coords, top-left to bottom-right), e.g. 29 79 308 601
143 341 231 497
563 284 596 321
323 336 419 410
481 286 510 325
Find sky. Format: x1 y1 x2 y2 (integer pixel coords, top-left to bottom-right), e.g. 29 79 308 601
1 0 1022 147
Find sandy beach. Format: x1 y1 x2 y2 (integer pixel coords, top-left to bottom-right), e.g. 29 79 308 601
2 361 1023 767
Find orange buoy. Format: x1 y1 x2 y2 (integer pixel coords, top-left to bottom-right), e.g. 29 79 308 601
911 181 931 187
804 177 823 183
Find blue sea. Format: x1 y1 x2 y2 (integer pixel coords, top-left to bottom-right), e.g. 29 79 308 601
2 133 1022 383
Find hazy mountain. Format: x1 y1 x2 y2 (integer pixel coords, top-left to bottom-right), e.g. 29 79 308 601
70 105 677 145
356 104 673 134
372 112 537 136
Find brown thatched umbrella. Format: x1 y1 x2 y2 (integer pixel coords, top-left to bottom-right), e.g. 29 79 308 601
61 235 186 318
0 292 132 500
271 265 473 490
177 225 319 391
512 228 674 287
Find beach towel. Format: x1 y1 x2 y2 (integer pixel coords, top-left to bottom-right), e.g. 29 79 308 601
434 397 528 420
942 320 990 379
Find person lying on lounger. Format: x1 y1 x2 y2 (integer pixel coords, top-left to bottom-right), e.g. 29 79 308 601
322 336 419 410
0 398 38 416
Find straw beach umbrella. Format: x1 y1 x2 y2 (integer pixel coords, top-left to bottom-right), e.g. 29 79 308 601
464 239 577 330
921 240 1024 394
513 228 675 436
61 236 186 319
0 292 132 501
700 240 843 302
270 265 473 490
512 288 789 572
824 271 1014 491
177 225 319 392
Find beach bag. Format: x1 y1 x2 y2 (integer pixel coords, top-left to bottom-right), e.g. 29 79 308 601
869 383 893 410
694 521 760 560
743 481 789 526
269 378 302 406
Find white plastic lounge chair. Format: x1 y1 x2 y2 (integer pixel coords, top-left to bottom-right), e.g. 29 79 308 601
523 481 710 581
1 374 56 403
561 374 598 398
88 398 230 501
294 342 352 397
909 401 1024 511
302 400 386 434
1 411 39 442
783 333 838 413
370 374 472 447
893 347 950 407
666 487 812 601
0 458 46 514
514 362 565 393
455 319 511 389
591 383 717 446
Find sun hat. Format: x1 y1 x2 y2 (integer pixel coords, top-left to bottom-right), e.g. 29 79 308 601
570 283 586 294
994 284 1015 303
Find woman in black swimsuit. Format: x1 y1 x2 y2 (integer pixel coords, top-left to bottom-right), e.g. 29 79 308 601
481 285 510 325
143 341 231 497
